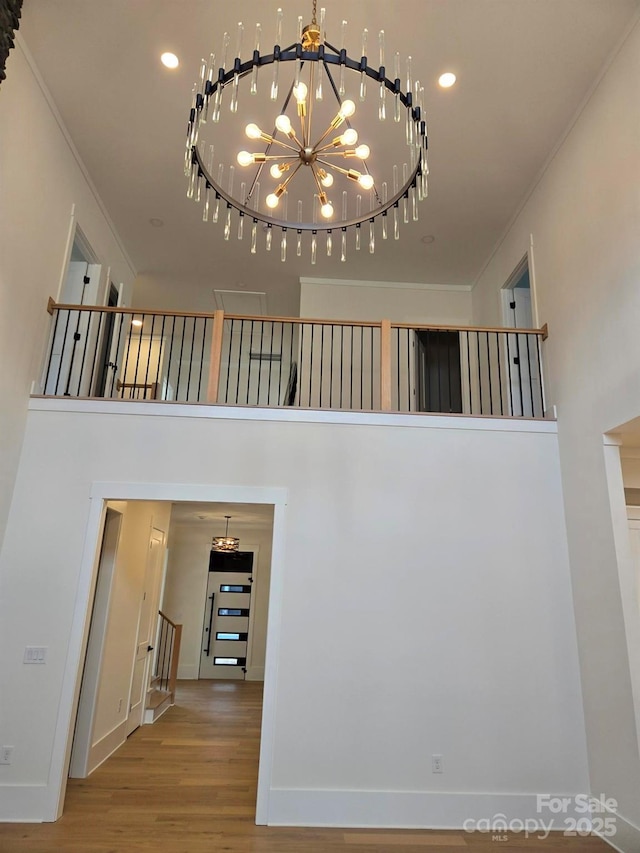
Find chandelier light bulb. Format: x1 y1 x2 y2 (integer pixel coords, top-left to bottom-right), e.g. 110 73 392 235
245 123 262 139
341 128 358 146
270 164 284 179
355 144 370 159
320 171 334 188
358 174 374 190
237 150 254 167
275 114 292 134
339 99 356 118
320 202 334 219
293 81 308 102
266 193 280 209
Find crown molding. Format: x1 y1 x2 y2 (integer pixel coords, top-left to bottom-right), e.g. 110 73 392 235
300 277 473 293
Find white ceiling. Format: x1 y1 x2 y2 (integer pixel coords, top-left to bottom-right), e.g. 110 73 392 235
19 0 640 315
170 501 274 530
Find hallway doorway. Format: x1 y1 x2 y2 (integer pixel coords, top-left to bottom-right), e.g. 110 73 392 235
61 485 284 826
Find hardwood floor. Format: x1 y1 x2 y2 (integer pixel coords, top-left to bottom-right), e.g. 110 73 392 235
0 681 611 852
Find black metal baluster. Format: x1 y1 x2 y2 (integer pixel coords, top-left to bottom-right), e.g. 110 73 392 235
496 332 504 415
109 310 125 397
447 329 453 413
359 326 363 410
514 331 524 416
306 323 313 406
235 320 244 404
370 327 374 409
196 317 206 402
525 333 535 418
339 324 344 407
288 323 294 406
257 320 264 405
267 321 274 405
329 325 334 409
75 309 92 397
224 319 234 404
247 319 255 404
396 327 400 410
277 323 284 407
131 314 144 395
299 323 305 407
120 315 135 398
176 316 188 401
143 314 156 398
536 335 545 417
349 325 354 410
156 314 166 400
165 316 177 401
87 310 104 397
506 333 514 416
186 316 196 401
44 309 61 394
319 324 325 408
476 330 482 414
466 331 472 414
486 331 493 415
407 329 412 412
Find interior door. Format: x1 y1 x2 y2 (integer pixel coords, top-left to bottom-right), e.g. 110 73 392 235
415 330 463 413
126 529 165 736
199 551 254 680
503 288 542 417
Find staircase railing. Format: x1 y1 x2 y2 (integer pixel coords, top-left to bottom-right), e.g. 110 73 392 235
40 298 549 418
154 611 182 703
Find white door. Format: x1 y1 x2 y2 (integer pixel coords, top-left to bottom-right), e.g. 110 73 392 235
199 552 254 680
126 529 165 735
69 507 123 778
502 287 542 417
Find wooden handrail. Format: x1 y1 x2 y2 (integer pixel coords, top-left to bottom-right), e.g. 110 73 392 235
168 624 182 703
158 609 179 629
46 297 548 337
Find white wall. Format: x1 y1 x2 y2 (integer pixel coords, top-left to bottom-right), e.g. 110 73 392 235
0 39 136 551
163 517 273 680
472 17 640 849
0 400 587 826
300 278 472 325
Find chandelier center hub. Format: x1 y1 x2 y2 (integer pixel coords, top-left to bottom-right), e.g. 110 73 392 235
301 147 317 165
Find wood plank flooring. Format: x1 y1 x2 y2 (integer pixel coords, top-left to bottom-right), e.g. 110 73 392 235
0 681 611 852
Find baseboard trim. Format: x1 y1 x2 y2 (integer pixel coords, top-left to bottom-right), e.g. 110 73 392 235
86 719 127 776
246 666 265 681
177 663 200 680
266 789 592 830
0 784 50 822
595 809 640 853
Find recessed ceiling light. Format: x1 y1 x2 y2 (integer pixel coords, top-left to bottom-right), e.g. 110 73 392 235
161 52 179 69
421 235 435 244
131 319 143 327
149 217 164 227
438 72 456 88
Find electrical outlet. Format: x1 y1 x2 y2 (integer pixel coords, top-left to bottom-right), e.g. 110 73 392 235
432 754 443 774
0 746 14 765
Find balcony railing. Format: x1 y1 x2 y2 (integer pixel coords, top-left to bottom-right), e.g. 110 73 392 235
41 298 548 418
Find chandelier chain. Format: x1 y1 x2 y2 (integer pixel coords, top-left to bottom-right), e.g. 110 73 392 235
312 0 317 27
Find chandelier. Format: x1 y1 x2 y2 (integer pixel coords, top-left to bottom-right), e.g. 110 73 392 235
211 515 240 552
185 1 428 262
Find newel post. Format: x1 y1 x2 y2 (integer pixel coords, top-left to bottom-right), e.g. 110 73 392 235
380 319 392 411
207 309 225 403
